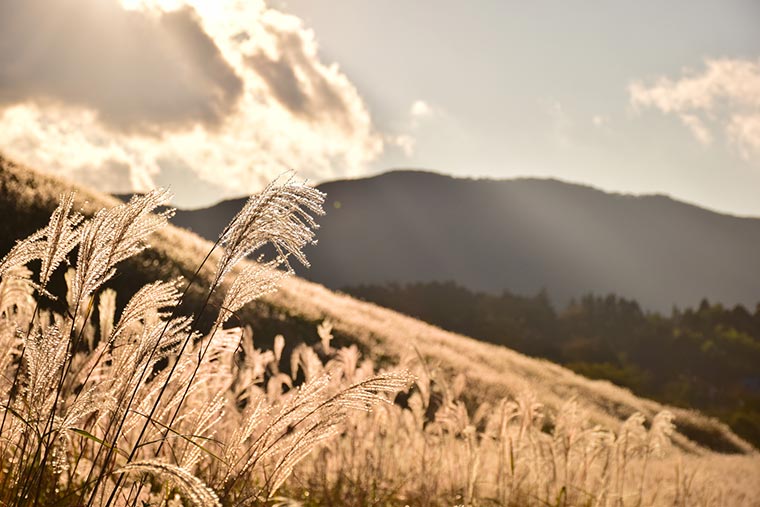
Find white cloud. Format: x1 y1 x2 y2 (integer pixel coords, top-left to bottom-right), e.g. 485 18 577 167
727 114 760 160
0 0 243 132
0 0 389 206
629 58 760 161
388 134 416 157
410 100 434 118
679 114 713 146
407 99 444 132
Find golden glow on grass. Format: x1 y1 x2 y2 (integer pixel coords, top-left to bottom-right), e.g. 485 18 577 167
0 156 757 506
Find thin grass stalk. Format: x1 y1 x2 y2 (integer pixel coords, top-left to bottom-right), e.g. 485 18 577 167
30 294 96 506
81 235 223 507
151 316 228 457
223 372 408 497
95 244 225 507
0 301 42 501
18 317 80 506
149 263 281 461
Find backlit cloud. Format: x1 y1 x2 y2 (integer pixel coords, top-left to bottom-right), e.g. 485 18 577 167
0 0 242 133
407 99 444 136
629 58 760 161
0 0 392 206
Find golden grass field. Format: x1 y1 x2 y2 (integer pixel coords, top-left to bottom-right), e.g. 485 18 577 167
0 153 758 506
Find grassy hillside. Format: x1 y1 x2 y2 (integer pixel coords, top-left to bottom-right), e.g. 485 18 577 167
344 281 760 447
0 153 754 457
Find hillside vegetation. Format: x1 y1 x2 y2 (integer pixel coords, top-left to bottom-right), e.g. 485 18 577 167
345 281 760 447
0 154 758 505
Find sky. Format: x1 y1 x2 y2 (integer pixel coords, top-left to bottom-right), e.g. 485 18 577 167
0 0 759 215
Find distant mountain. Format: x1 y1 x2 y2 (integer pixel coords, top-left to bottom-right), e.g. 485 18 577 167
168 170 760 312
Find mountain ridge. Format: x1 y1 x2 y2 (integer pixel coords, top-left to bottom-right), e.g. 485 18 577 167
173 168 758 220
165 169 760 312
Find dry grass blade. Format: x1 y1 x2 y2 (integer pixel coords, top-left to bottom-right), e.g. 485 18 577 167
111 280 181 341
38 192 83 288
117 460 221 507
213 177 325 288
73 189 173 302
0 192 82 289
0 229 45 280
326 370 415 412
217 259 288 325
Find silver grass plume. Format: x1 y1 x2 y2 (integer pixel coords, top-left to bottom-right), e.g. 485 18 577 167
100 316 192 413
228 373 335 497
220 395 270 485
553 400 589 453
0 265 35 318
96 289 116 351
333 345 360 382
176 392 226 471
110 279 182 342
229 369 413 496
436 400 472 435
217 259 287 326
231 338 272 404
290 343 323 382
317 319 334 354
39 193 83 288
71 281 181 397
53 382 103 447
117 460 221 507
617 412 648 458
647 411 675 457
23 325 69 421
130 316 191 373
266 418 343 495
274 334 285 364
212 177 325 289
64 267 76 310
72 189 173 303
515 391 544 434
321 370 414 413
0 192 82 289
0 229 44 280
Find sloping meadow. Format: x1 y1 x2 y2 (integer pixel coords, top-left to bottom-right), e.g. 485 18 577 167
0 154 757 506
